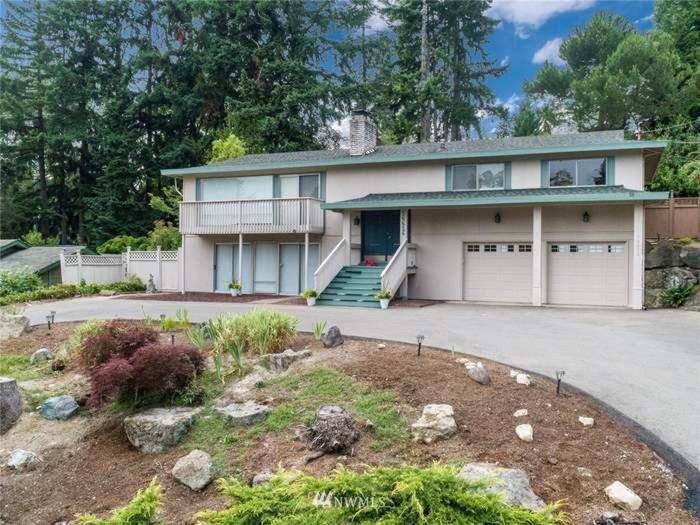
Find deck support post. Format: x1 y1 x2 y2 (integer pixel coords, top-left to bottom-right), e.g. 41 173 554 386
532 206 542 306
238 233 243 288
632 203 644 309
304 232 310 291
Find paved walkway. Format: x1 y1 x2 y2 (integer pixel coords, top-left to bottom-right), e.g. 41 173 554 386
24 296 700 473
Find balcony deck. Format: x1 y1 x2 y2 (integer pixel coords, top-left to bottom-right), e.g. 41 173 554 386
180 198 324 235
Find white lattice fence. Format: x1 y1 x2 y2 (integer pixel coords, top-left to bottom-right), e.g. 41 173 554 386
60 248 181 291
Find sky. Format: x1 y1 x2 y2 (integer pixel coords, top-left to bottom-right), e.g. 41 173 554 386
485 0 655 121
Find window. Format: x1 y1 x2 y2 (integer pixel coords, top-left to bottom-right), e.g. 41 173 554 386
551 245 559 253
198 175 273 201
549 158 606 187
452 163 505 190
467 244 480 252
484 244 497 252
569 245 579 253
608 244 623 253
280 173 320 199
518 244 532 253
589 245 604 253
501 244 514 253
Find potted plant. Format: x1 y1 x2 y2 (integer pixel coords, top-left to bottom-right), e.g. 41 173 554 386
374 289 393 309
302 289 319 306
229 280 242 297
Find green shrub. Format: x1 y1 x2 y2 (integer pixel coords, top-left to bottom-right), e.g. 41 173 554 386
662 285 694 307
210 310 297 355
0 278 145 306
0 268 43 296
195 464 566 525
96 235 149 254
678 237 695 246
148 220 181 250
302 289 319 299
74 477 162 524
312 320 327 341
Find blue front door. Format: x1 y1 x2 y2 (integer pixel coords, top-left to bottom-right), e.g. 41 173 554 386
361 210 400 261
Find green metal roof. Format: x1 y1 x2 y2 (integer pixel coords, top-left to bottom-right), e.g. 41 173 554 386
322 186 669 211
161 130 667 177
0 246 84 275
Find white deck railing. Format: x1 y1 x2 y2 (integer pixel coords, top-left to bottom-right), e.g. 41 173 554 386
179 198 324 235
314 238 346 293
381 239 409 296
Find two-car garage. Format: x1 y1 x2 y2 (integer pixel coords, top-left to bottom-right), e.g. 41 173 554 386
463 241 629 307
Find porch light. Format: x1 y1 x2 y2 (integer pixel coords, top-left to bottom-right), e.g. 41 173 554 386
494 213 501 224
582 211 590 223
416 334 425 357
555 370 566 396
353 216 361 226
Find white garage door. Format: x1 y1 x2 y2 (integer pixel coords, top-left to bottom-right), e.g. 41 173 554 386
547 243 628 306
463 243 532 303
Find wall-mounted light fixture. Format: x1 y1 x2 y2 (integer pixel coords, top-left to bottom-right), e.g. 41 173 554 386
494 213 501 224
353 216 361 226
582 211 590 223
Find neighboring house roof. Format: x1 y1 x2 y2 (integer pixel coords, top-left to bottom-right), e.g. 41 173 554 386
322 186 669 211
0 239 29 257
161 130 667 177
0 246 84 275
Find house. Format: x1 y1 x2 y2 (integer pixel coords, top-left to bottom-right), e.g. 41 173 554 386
0 240 85 285
162 111 667 309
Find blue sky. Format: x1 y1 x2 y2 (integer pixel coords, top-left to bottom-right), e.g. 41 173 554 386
485 0 655 117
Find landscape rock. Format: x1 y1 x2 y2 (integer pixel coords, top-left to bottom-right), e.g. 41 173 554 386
509 369 521 378
322 326 344 348
577 467 593 478
605 481 642 511
40 395 79 420
645 240 681 269
645 267 697 289
0 313 29 341
217 365 272 403
411 404 457 444
579 416 595 427
252 470 275 485
0 377 23 434
309 405 359 453
458 463 545 510
465 362 490 385
547 457 558 465
680 246 700 269
515 424 533 442
30 348 54 364
513 409 528 418
261 349 312 372
216 401 270 426
171 449 213 490
124 407 202 454
684 288 700 309
7 449 40 472
515 373 531 386
377 343 386 350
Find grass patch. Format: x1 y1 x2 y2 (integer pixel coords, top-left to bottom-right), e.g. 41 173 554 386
0 354 43 381
183 407 242 475
259 368 409 450
20 387 60 410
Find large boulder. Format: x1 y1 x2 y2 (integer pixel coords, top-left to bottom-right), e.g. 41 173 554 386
605 481 642 511
124 407 202 454
309 405 359 453
40 395 79 420
0 377 23 434
684 288 700 309
411 404 457 444
0 313 29 341
458 463 545 510
171 449 213 491
7 449 41 472
465 362 490 385
680 246 700 269
215 401 270 426
645 240 681 269
217 365 272 404
261 349 312 372
645 267 697 289
322 326 344 348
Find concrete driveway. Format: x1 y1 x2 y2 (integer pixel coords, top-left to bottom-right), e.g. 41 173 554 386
23 297 700 475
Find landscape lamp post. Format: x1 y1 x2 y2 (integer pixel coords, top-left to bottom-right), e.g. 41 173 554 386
416 334 425 357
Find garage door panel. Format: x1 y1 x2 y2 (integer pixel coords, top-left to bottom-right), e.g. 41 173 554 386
547 243 628 306
464 243 532 303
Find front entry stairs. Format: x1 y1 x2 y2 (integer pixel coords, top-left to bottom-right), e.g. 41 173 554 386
317 265 383 308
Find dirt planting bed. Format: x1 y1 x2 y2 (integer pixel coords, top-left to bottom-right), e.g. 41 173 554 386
0 324 696 525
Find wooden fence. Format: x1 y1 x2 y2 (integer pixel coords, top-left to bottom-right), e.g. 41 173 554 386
645 192 700 240
60 247 181 291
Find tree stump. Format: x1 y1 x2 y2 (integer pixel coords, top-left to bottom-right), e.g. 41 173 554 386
308 405 359 454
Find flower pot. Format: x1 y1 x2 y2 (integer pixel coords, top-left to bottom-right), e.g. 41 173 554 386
306 297 317 306
230 289 240 297
379 298 390 309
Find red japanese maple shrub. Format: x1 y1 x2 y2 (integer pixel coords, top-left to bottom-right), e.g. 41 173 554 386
88 357 134 409
128 344 202 403
81 320 158 368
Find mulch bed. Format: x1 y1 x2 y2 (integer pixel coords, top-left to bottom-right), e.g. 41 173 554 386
119 292 279 303
0 326 696 525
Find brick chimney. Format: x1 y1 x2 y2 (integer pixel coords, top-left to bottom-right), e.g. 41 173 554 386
349 109 376 156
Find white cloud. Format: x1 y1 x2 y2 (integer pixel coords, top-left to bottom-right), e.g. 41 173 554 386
500 56 510 67
533 37 565 66
496 93 522 113
488 0 596 38
634 14 653 25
